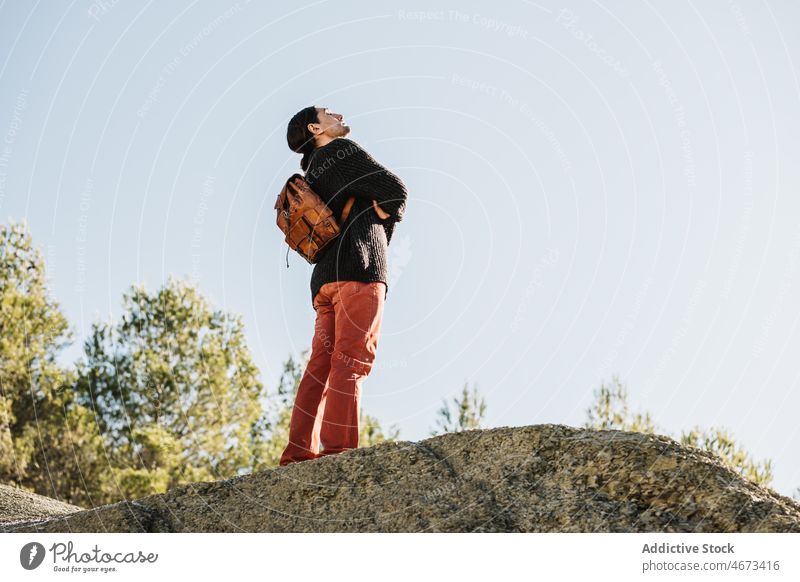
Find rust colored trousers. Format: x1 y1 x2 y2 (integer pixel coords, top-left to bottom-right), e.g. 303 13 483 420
279 280 386 465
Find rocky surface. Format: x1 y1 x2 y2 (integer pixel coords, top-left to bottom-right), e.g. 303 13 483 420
0 483 83 524
2 424 799 532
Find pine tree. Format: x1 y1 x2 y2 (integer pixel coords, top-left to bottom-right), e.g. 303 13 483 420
584 374 774 488
430 381 487 436
584 374 658 433
0 221 107 506
73 277 265 499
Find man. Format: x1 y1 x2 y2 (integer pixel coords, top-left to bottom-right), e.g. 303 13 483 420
280 106 408 465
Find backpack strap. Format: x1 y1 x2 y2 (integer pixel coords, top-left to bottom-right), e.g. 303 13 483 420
305 148 359 225
340 196 356 224
306 147 354 223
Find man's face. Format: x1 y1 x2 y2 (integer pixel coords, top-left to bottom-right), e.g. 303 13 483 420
309 107 350 139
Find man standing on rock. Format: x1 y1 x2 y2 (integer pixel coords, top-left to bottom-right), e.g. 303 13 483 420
280 106 408 465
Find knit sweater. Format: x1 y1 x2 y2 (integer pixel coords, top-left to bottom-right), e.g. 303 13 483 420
304 137 408 306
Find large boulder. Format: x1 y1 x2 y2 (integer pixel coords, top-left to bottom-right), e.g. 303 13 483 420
3 424 799 532
0 483 83 524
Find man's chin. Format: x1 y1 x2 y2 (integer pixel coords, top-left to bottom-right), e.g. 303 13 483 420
339 125 351 136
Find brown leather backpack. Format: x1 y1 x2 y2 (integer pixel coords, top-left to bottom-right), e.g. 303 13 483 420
274 172 356 267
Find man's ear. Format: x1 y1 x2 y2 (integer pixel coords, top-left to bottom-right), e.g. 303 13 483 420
307 122 319 135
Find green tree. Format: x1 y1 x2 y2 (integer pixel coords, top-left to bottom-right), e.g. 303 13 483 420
73 277 265 499
430 381 487 436
584 374 774 488
248 352 304 469
679 426 773 487
584 374 658 434
0 221 108 506
110 424 182 499
249 349 400 470
19 392 112 506
359 410 400 447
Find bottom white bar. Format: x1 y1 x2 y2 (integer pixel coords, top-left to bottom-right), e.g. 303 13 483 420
1 533 797 581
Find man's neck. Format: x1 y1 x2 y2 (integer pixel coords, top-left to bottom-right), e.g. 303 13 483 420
314 135 338 149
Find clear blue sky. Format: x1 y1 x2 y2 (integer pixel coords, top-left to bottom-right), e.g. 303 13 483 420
1 1 799 496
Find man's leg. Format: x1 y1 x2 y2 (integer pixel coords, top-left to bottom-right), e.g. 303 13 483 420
279 286 336 466
319 281 385 456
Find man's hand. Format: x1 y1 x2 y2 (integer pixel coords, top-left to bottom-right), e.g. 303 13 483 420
372 199 391 220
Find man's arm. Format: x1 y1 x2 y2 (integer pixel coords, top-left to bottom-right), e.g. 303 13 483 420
326 138 408 221
372 199 391 219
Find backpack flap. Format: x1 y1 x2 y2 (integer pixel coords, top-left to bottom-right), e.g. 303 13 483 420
274 173 347 265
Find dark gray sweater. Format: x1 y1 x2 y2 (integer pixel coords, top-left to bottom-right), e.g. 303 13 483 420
304 137 408 306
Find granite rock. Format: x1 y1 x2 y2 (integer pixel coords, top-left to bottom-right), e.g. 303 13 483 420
3 425 799 533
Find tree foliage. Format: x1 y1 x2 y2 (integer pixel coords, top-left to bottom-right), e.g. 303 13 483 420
0 222 107 506
679 425 773 487
584 374 658 434
584 374 774 488
430 381 487 436
73 277 265 499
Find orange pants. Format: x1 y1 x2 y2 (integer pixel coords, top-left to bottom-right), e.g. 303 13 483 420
279 280 386 465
